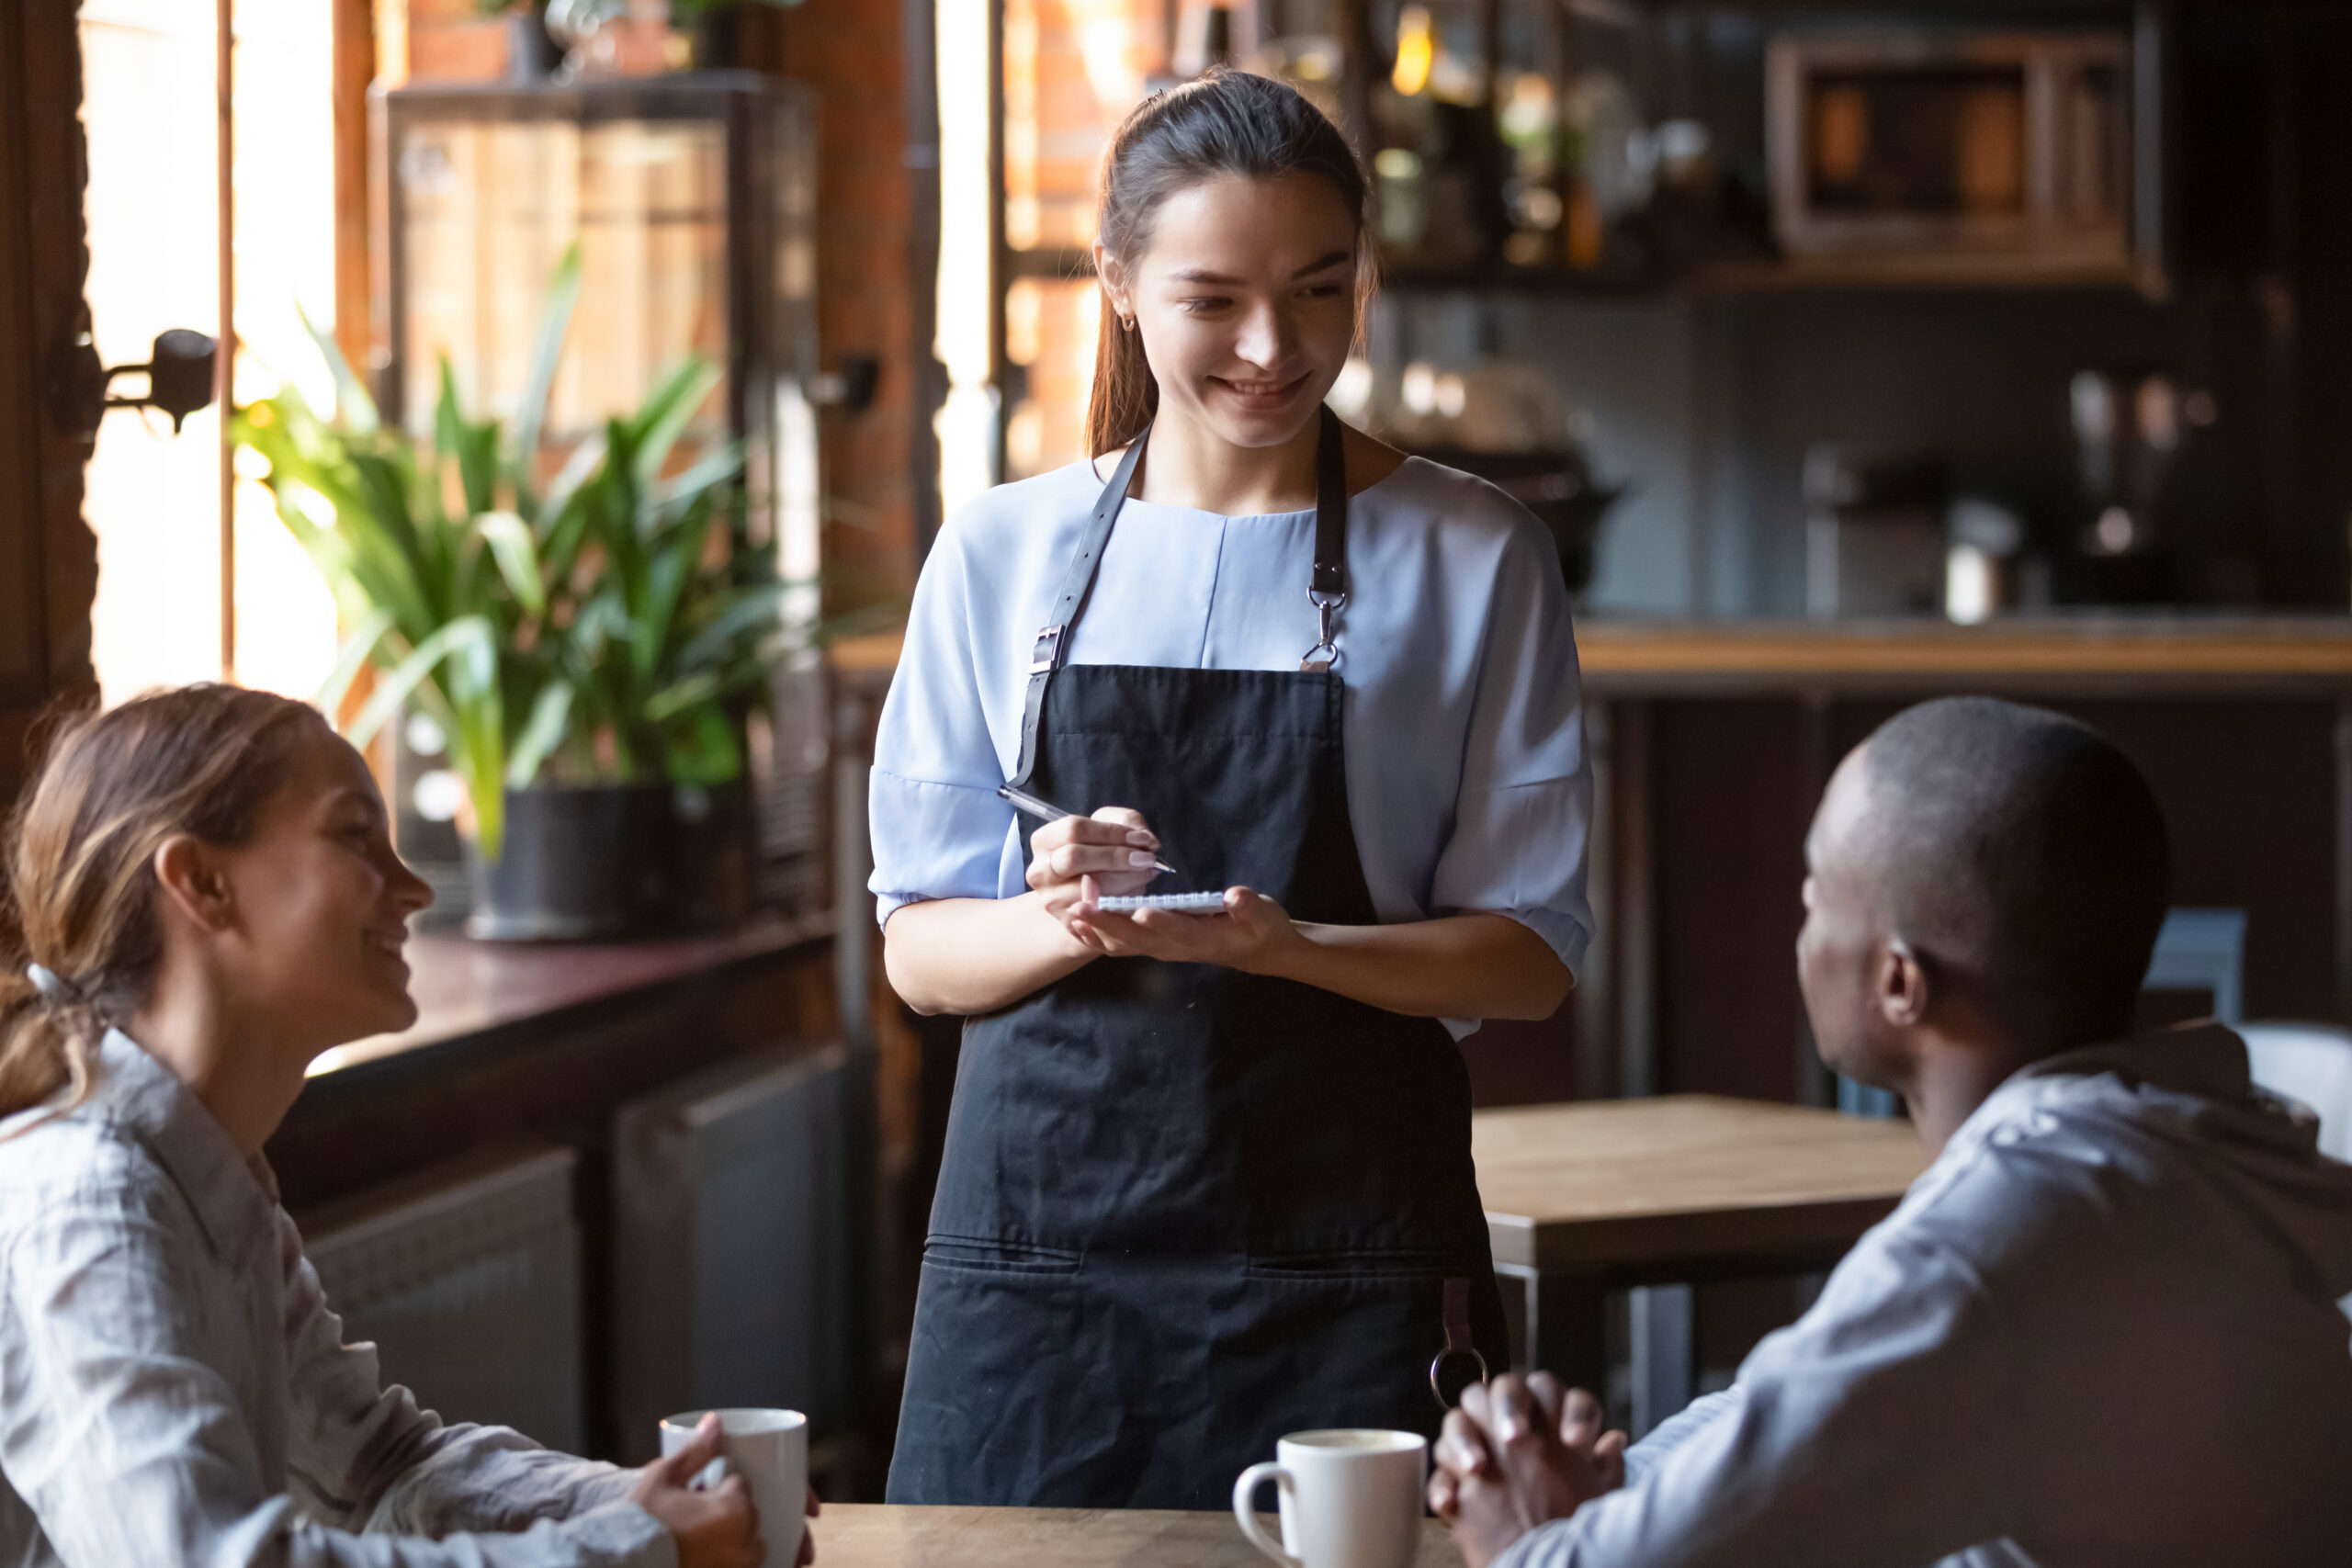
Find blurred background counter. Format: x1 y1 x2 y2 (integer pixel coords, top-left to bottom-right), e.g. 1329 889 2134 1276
839 615 2352 1110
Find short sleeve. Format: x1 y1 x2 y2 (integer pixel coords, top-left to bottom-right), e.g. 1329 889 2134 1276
1425 515 1593 979
868 514 1021 925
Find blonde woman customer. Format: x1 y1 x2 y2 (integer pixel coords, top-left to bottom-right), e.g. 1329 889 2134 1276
0 685 812 1568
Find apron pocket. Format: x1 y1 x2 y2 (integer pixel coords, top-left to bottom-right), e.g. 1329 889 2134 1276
922 1234 1084 1276
1243 1247 1466 1281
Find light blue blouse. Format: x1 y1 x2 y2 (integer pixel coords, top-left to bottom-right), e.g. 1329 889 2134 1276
867 453 1593 1036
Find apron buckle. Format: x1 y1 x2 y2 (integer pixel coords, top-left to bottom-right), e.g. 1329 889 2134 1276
1031 624 1068 673
1300 589 1345 673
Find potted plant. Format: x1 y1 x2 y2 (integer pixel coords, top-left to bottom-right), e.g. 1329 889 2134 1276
234 247 802 939
666 0 801 71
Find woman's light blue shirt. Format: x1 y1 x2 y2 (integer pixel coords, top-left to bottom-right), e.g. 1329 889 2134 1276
867 453 1593 1037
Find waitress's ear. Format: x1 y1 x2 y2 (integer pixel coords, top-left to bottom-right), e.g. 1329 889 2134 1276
152 834 239 936
1093 241 1134 321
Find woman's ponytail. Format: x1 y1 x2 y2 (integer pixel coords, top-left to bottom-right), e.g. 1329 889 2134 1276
0 964 101 1124
1089 298 1159 460
1084 67 1374 457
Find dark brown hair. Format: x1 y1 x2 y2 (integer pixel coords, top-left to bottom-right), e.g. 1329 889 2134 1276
1086 67 1374 457
0 685 323 1119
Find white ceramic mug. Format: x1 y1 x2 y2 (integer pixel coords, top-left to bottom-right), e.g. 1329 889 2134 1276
1233 1429 1428 1568
660 1407 808 1563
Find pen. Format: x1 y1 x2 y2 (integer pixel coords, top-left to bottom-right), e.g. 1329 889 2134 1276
997 784 1178 874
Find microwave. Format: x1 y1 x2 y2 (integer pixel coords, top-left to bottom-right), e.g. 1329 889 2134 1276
1766 29 2138 265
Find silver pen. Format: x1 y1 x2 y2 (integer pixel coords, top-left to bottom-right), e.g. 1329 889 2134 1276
997 784 1178 875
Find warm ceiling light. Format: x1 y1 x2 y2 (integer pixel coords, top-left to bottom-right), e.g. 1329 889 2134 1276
1392 6 1434 96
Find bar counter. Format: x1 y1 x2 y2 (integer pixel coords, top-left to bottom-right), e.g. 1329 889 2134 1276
834 614 2352 1106
305 914 834 1086
831 614 2352 694
1568 615 2352 694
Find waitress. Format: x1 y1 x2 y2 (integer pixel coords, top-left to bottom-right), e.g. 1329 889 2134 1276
872 68 1591 1510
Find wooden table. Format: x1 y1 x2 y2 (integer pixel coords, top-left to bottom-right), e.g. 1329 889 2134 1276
1474 1095 1928 1432
817 1505 1464 1568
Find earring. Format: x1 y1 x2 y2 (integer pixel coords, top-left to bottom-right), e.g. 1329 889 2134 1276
1120 316 1136 333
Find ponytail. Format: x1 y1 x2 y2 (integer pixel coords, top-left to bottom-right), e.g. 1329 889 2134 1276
1085 67 1374 457
1089 299 1159 459
0 966 103 1125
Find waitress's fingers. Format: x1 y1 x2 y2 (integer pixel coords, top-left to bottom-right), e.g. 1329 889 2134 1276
1028 820 1161 886
1028 840 1161 887
1219 887 1292 931
1087 806 1157 843
1029 813 1157 855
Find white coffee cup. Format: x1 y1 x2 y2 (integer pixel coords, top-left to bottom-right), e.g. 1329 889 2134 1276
1233 1429 1429 1568
660 1407 808 1563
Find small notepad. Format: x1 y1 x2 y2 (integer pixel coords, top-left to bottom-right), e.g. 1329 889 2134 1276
1094 892 1230 913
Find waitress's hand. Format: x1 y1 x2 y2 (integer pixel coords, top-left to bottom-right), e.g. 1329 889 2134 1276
1067 884 1308 972
1027 807 1162 930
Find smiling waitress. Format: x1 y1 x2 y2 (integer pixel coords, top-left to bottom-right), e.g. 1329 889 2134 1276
871 69 1592 1509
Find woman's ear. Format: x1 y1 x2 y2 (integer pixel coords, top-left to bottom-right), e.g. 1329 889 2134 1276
152 834 236 935
1093 243 1133 322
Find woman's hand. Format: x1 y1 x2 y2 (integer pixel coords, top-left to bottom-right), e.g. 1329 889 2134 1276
1065 885 1308 972
1063 901 1569 1021
1025 807 1163 922
628 1414 763 1568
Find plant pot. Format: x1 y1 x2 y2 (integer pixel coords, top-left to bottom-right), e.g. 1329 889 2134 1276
689 7 742 70
466 780 755 942
506 7 560 82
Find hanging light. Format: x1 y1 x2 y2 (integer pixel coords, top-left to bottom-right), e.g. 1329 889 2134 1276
1392 5 1434 96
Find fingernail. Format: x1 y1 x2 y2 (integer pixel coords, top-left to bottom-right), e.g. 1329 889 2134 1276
1128 851 1155 867
1126 830 1156 847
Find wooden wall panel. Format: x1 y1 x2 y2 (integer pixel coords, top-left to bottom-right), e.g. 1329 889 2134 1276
1625 694 2343 1113
1649 700 1813 1103
0 1 99 812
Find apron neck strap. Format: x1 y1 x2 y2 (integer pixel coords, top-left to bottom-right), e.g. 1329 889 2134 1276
1311 403 1347 600
1011 410 1350 787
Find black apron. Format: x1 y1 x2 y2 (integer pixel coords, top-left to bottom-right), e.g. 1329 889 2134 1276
888 410 1507 1509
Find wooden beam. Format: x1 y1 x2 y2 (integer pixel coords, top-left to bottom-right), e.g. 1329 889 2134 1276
333 0 375 378
217 0 236 681
0 0 46 716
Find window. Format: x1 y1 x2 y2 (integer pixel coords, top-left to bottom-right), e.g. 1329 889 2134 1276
80 0 340 706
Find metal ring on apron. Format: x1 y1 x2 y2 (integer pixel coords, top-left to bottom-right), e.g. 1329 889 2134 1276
1430 1275 1491 1408
1300 588 1346 673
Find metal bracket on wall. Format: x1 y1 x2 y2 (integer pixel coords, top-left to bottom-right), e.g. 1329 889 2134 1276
47 326 215 440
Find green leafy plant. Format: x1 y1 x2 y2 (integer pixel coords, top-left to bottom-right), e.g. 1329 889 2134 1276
233 245 799 860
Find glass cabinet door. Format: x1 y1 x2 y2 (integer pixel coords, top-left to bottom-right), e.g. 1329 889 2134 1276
393 115 730 454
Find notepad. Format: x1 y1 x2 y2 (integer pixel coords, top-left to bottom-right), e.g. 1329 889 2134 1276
1093 892 1230 913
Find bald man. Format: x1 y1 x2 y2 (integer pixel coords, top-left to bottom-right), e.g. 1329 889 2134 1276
1433 697 2352 1568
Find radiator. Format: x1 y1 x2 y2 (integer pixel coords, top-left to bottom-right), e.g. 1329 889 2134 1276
612 1043 861 1464
298 1145 586 1454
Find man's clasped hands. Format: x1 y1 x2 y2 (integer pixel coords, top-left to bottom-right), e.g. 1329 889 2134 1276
1430 1373 1631 1568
